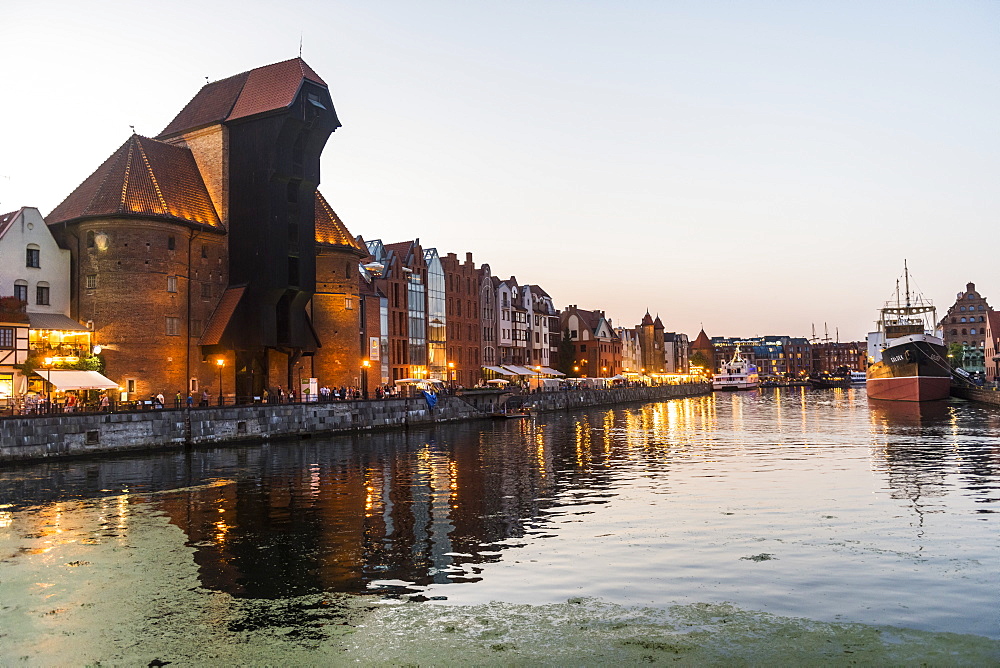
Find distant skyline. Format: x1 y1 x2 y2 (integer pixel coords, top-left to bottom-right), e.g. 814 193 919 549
2 1 996 341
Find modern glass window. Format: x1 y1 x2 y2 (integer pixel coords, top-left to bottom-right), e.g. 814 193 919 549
425 249 446 380
407 273 427 368
26 246 40 268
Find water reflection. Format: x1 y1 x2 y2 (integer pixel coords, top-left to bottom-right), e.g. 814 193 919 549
1 392 997 606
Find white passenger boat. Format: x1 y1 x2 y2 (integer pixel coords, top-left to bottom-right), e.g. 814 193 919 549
712 348 760 391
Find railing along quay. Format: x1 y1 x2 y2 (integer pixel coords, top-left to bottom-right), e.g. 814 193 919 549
0 383 711 463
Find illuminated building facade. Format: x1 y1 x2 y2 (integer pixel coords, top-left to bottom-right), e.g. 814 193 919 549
441 252 481 387
939 282 994 375
560 305 622 377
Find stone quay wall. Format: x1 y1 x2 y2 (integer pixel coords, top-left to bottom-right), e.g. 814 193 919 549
0 383 710 463
950 385 1000 407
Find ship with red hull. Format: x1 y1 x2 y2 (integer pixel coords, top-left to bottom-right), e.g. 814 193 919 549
866 265 951 403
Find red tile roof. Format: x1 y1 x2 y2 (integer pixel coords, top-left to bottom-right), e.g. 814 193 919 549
159 58 328 138
691 328 712 349
314 190 365 252
200 285 245 346
47 135 221 229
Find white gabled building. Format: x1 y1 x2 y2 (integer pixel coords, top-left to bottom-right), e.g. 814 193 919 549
0 207 71 317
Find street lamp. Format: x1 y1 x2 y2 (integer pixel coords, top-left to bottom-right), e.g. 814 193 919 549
361 359 370 400
448 361 455 390
216 358 225 406
534 365 541 392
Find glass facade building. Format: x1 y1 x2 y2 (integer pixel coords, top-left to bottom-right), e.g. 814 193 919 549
424 249 447 380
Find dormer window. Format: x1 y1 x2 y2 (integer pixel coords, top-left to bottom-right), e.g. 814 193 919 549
307 92 327 110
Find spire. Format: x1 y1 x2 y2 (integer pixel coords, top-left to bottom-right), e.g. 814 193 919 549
641 311 654 326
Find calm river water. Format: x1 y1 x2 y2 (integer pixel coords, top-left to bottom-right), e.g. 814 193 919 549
2 388 998 665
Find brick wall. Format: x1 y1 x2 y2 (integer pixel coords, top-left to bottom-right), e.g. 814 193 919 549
52 217 228 401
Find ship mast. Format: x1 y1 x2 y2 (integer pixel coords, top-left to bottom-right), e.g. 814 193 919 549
904 259 911 308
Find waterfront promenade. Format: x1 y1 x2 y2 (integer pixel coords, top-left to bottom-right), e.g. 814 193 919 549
0 383 709 463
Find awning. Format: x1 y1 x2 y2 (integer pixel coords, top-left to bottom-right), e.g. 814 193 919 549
502 365 537 376
538 367 566 377
28 312 91 332
483 366 516 376
34 369 118 390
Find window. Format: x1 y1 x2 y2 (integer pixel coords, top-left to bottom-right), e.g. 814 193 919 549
201 283 212 299
126 379 136 394
26 246 39 268
87 231 95 248
86 275 97 290
35 284 49 305
167 276 178 293
968 294 975 299
971 329 977 335
166 317 181 336
190 319 203 336
0 327 13 349
345 296 354 310
190 378 198 392
168 236 176 251
201 245 208 259
961 317 966 323
13 281 27 302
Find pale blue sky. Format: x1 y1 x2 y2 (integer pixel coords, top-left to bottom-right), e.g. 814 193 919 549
2 1 996 340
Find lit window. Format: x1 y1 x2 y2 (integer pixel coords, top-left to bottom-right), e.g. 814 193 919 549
86 275 97 290
345 296 354 310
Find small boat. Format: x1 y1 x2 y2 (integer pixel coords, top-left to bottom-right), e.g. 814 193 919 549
493 411 531 420
713 348 760 391
850 371 866 385
808 366 854 389
866 263 951 402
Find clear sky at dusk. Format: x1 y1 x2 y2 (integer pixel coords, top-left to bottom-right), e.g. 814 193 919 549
2 1 996 341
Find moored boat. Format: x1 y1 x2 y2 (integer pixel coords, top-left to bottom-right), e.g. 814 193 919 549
866 264 951 402
713 348 760 391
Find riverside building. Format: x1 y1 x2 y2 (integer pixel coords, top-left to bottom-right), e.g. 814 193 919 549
47 58 364 401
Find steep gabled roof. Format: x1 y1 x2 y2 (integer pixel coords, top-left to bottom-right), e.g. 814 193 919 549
314 190 365 253
691 328 712 349
158 58 329 138
0 208 23 240
641 311 654 326
653 315 664 329
47 135 221 229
